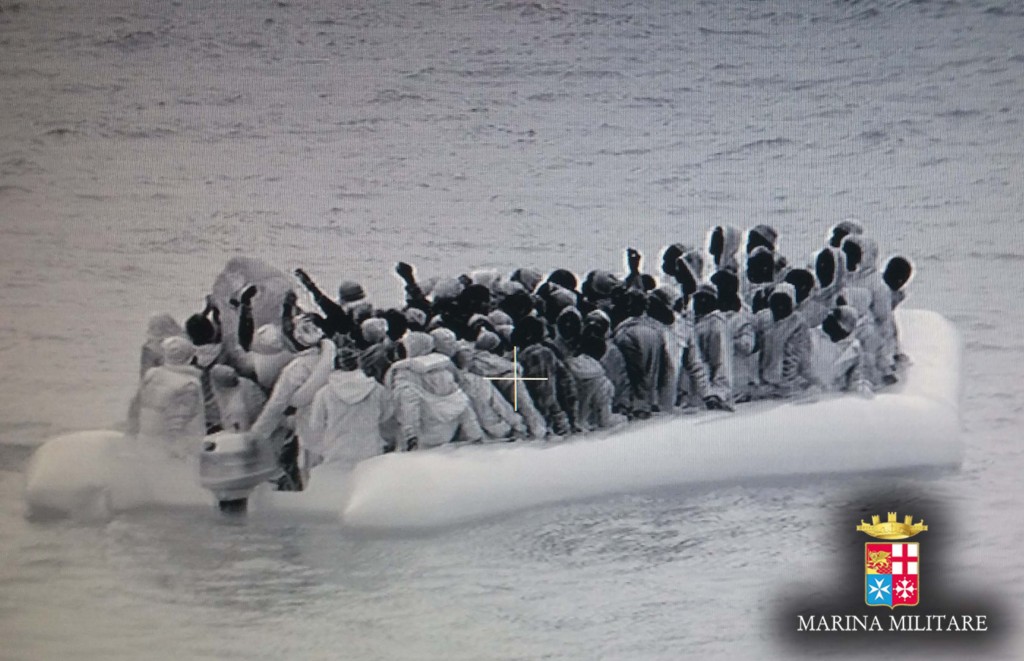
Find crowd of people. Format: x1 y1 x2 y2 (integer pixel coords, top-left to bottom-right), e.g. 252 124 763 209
128 220 914 491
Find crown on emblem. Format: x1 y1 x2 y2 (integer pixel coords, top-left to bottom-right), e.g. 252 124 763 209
856 512 928 539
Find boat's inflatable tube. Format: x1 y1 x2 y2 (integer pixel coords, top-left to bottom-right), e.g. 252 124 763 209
22 309 961 526
340 309 962 530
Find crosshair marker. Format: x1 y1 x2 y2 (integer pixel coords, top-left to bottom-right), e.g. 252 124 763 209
483 346 548 411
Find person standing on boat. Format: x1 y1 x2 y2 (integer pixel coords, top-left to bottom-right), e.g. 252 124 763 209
293 268 354 340
883 256 913 368
808 247 847 326
707 225 743 276
127 336 206 460
386 332 483 450
710 270 757 403
247 301 337 491
184 296 233 433
306 347 396 470
840 235 898 385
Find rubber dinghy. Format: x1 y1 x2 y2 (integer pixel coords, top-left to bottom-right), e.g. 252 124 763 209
23 309 961 526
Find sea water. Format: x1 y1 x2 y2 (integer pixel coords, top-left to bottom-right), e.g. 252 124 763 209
1 0 1023 658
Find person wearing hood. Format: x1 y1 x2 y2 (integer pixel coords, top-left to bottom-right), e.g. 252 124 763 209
809 306 873 397
809 247 847 327
691 283 735 410
248 310 337 491
841 235 898 384
446 326 547 438
708 225 743 275
827 219 864 249
128 337 206 460
567 334 628 431
757 283 814 398
553 306 583 359
583 310 630 413
140 313 184 377
883 256 913 367
746 224 779 255
744 245 777 307
785 268 827 328
711 270 756 403
442 334 529 441
386 332 483 450
306 347 396 470
612 290 672 419
513 316 578 435
209 364 267 433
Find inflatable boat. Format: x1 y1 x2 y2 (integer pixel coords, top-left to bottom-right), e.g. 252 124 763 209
23 309 962 529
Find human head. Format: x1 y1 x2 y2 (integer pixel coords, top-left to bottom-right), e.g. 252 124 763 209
511 315 546 348
161 336 196 366
293 313 325 348
828 219 864 248
338 280 366 304
547 268 578 292
401 332 435 359
146 313 182 341
556 306 582 341
710 270 740 311
430 328 459 357
185 314 217 346
336 346 361 371
475 330 502 354
822 305 859 342
746 246 775 285
692 283 718 318
210 364 240 389
883 256 913 291
768 283 796 322
361 318 388 345
783 268 815 305
583 309 611 338
578 333 606 361
747 224 778 254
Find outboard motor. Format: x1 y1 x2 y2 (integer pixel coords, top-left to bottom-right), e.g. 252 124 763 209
199 432 280 513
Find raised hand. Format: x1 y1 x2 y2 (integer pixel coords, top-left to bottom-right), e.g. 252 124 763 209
626 248 642 274
395 261 415 282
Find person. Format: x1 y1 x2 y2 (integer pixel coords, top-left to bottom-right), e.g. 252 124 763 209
757 283 814 398
809 306 873 396
449 343 528 441
139 313 183 377
386 332 483 450
883 256 913 310
582 310 630 413
809 247 847 324
128 337 205 459
209 365 267 432
395 261 432 313
691 283 735 410
746 224 778 254
226 285 295 391
293 268 353 338
841 235 898 384
708 224 742 274
513 315 577 434
248 309 337 491
711 270 756 403
185 296 229 433
827 219 864 249
306 347 396 470
612 290 671 419
785 268 826 328
567 334 627 431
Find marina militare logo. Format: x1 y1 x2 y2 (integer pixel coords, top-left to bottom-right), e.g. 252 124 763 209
858 512 927 608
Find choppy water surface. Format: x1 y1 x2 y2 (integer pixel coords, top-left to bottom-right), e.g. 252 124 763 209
1 0 1023 658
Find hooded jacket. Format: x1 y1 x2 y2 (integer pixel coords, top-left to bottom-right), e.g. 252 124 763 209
249 340 337 443
519 342 578 435
463 350 547 438
805 248 847 328
140 313 183 378
210 368 267 433
809 328 871 394
693 309 734 403
841 236 897 379
386 338 482 448
129 363 206 459
307 370 394 469
613 314 673 415
758 285 813 396
710 225 743 275
566 354 625 431
455 368 525 440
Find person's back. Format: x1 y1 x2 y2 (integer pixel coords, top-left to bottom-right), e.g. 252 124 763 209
809 306 873 396
308 366 393 470
758 284 813 397
567 335 626 431
210 365 266 433
130 337 205 459
387 333 482 450
612 293 669 418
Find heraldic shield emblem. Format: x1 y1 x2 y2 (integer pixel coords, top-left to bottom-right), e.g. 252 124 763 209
857 512 927 609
